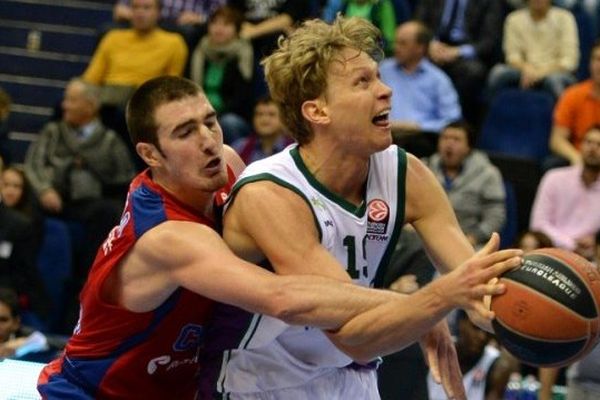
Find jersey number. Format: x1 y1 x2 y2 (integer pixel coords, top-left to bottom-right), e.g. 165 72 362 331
343 235 368 279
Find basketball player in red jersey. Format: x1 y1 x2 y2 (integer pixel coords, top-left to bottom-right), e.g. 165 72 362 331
37 76 520 399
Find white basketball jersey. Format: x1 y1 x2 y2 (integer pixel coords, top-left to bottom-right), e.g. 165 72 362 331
214 144 407 396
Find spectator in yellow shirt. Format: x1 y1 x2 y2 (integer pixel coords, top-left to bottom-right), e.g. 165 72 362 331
83 0 188 107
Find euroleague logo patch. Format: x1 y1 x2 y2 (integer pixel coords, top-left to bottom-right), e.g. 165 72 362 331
367 199 389 235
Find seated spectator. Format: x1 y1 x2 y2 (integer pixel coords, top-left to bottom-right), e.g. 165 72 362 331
190 6 253 144
423 121 506 248
321 0 397 54
530 126 600 260
508 0 600 37
24 79 135 321
487 0 579 100
112 0 225 49
229 0 309 96
514 230 553 252
0 287 65 361
231 96 292 164
549 39 600 166
0 194 50 324
1 166 40 220
0 87 11 164
380 20 462 157
415 0 504 127
1 166 44 249
230 0 308 54
427 310 519 400
84 0 188 107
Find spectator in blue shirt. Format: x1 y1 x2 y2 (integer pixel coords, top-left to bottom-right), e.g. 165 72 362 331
380 21 462 157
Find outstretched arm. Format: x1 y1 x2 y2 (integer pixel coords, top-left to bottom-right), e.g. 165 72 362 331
119 220 393 329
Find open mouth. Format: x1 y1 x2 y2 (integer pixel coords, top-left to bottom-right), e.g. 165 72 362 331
206 158 221 169
372 110 390 127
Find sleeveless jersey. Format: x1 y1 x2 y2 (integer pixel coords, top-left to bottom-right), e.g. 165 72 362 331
38 168 234 400
427 345 501 400
199 144 407 397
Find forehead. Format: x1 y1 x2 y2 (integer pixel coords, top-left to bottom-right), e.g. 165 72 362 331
154 94 212 129
256 102 278 112
584 129 600 141
442 127 467 139
0 302 11 316
328 48 378 77
65 83 84 97
396 24 416 39
132 0 158 7
2 169 21 180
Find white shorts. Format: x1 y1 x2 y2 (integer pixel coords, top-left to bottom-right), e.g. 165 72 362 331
224 367 380 400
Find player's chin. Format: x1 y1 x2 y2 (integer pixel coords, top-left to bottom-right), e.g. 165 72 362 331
200 172 228 192
373 129 393 150
213 172 229 188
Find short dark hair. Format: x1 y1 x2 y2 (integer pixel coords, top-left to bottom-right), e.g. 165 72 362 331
254 95 276 109
209 5 244 34
126 76 203 150
596 230 600 247
0 286 20 318
443 120 477 148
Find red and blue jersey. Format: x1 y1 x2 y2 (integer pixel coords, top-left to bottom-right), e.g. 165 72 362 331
38 168 234 400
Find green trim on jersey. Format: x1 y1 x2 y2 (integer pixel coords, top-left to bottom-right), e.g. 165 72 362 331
290 146 367 217
373 147 407 288
230 173 323 241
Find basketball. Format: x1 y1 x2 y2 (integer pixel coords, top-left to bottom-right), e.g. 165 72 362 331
491 248 600 367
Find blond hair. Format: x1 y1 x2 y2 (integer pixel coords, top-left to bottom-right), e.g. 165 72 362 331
262 16 383 144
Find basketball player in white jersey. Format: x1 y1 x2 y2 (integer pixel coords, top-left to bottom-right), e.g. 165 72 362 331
200 16 521 400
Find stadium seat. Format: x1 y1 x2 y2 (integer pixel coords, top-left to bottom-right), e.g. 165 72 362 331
500 180 518 249
37 218 72 331
572 3 596 80
479 89 554 163
488 153 541 236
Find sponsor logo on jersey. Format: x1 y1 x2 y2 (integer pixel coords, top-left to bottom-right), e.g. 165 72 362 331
367 199 389 235
146 353 199 375
310 197 326 210
173 324 204 351
102 210 131 255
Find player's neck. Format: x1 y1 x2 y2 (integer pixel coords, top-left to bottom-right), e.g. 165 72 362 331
298 142 369 206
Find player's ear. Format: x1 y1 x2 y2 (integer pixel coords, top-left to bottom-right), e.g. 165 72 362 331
301 97 330 126
136 142 162 167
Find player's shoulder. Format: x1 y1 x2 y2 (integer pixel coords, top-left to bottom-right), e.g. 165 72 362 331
238 144 296 179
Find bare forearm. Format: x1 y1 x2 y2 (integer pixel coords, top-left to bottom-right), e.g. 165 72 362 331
274 275 402 329
327 279 451 361
244 14 293 39
538 367 560 400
